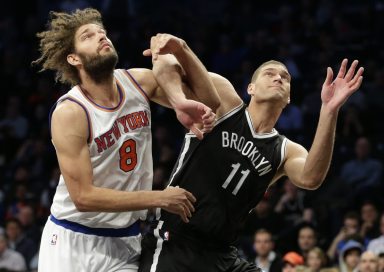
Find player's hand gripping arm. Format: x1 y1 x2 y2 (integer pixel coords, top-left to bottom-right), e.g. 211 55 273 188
51 101 196 222
143 33 218 138
283 59 364 189
144 33 220 111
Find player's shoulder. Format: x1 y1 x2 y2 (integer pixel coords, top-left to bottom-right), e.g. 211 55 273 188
54 99 86 116
285 139 308 158
52 99 88 128
126 68 157 98
208 72 244 118
126 68 154 82
51 99 89 143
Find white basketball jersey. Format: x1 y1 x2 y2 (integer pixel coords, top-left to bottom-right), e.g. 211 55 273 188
50 69 152 228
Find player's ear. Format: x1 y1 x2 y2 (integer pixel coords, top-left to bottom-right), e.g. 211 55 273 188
247 83 255 95
67 53 81 66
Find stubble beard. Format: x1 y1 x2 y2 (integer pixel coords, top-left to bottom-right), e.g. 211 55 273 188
79 49 119 84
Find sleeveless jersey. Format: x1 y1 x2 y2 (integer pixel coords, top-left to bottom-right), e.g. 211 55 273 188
50 69 152 228
157 103 287 246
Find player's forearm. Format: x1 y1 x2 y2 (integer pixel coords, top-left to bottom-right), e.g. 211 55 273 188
74 186 164 212
301 105 338 188
172 42 220 111
152 57 188 108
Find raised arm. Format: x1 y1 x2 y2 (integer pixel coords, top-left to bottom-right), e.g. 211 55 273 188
129 67 215 139
282 59 364 189
143 33 244 120
51 100 196 222
144 33 221 112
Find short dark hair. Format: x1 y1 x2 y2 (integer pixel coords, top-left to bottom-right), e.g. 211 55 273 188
251 60 288 83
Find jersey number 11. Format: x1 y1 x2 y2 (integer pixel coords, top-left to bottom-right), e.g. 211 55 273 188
222 163 250 195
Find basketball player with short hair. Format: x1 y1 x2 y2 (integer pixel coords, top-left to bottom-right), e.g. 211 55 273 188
139 35 364 272
33 9 217 272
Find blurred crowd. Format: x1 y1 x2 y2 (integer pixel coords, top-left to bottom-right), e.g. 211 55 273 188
0 0 384 271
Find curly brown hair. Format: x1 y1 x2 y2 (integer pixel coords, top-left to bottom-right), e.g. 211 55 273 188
32 8 104 86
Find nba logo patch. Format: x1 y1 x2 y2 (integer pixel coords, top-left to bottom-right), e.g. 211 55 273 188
164 231 170 241
51 234 58 245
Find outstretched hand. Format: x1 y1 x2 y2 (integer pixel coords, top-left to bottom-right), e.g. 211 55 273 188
174 99 216 140
321 59 364 112
143 33 185 61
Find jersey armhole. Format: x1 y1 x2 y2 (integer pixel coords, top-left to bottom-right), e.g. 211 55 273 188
49 96 93 144
123 69 150 104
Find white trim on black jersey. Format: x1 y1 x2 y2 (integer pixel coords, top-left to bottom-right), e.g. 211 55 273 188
167 136 192 186
186 102 244 136
215 102 244 126
150 221 165 272
278 137 288 169
245 109 279 138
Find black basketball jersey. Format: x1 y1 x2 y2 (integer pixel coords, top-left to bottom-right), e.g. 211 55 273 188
157 103 287 246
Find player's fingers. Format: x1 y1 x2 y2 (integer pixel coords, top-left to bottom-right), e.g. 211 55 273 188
150 36 156 49
349 67 364 85
203 113 216 125
345 60 359 81
323 67 333 86
203 112 215 123
348 68 363 90
201 107 213 119
349 76 363 91
179 205 189 223
185 191 196 203
142 49 152 56
190 126 203 140
202 127 213 134
336 58 348 78
184 199 195 214
183 202 193 218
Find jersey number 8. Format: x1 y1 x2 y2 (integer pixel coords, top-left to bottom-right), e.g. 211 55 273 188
119 139 137 172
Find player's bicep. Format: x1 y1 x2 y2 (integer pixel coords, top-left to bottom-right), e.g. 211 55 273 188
51 102 93 203
283 141 309 189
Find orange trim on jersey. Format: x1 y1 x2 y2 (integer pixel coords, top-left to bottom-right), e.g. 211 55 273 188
64 95 93 143
123 69 150 104
77 80 126 112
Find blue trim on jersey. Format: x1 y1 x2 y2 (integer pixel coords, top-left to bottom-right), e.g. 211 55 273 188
50 215 141 237
49 97 92 143
48 100 59 139
78 83 123 110
125 70 150 101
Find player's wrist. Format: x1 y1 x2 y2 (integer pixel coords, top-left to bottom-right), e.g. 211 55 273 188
320 103 340 116
150 190 168 209
172 39 189 59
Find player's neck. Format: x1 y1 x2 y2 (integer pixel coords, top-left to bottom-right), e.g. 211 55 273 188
257 255 270 264
79 74 120 107
247 102 281 134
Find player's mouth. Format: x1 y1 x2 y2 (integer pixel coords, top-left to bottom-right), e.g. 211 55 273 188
99 42 112 51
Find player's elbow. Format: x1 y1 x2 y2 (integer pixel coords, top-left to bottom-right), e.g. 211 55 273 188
73 197 89 212
303 178 324 190
73 192 94 212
